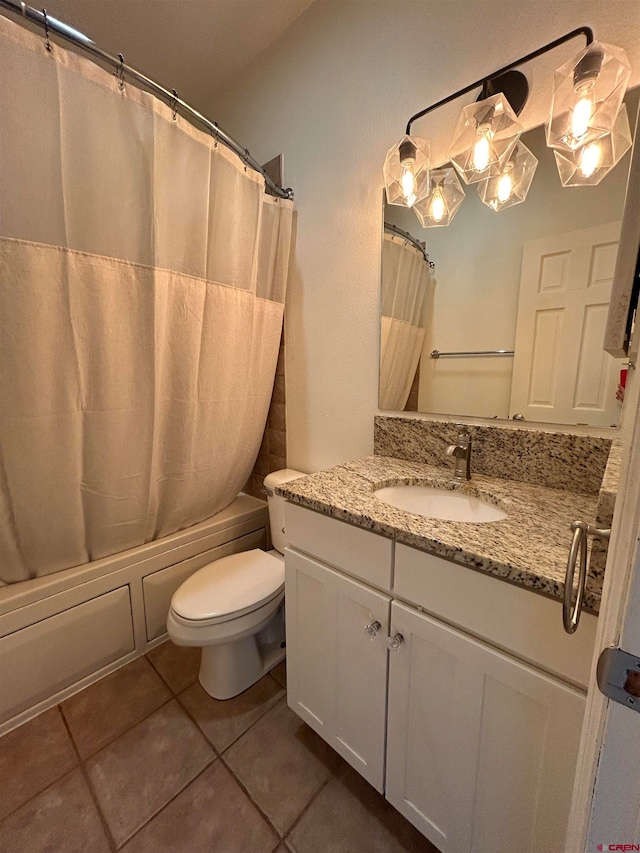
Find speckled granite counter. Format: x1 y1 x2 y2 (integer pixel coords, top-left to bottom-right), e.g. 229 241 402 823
277 455 604 612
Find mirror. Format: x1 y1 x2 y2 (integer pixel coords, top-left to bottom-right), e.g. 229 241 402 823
379 88 638 428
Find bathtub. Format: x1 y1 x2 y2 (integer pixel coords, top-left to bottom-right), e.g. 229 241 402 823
0 494 269 734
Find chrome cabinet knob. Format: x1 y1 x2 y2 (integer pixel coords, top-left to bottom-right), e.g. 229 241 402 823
364 621 381 639
387 632 405 651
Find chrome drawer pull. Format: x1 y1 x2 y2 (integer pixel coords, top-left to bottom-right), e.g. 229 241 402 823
563 521 611 634
387 632 405 651
364 621 382 640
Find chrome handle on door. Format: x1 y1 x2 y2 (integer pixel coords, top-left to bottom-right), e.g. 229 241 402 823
387 632 405 651
563 521 611 634
364 621 381 640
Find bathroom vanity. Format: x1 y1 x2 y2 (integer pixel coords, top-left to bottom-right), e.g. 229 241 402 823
279 434 617 853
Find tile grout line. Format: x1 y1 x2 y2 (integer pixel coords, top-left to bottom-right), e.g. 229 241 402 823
62 693 176 763
57 705 119 853
281 775 333 847
115 755 218 850
176 690 286 842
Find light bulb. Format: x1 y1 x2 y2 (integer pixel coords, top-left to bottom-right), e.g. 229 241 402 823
570 87 596 146
497 171 513 203
472 128 492 173
578 142 602 177
400 160 417 206
429 188 447 222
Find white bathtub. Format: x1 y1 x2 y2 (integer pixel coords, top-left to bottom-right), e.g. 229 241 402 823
0 494 268 734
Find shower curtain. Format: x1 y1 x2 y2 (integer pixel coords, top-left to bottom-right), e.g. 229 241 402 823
0 16 293 583
379 232 435 410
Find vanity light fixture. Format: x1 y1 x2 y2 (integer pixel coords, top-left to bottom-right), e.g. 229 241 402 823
388 27 632 226
477 139 538 211
383 135 431 207
448 93 523 184
546 41 632 155
553 102 632 186
414 167 465 227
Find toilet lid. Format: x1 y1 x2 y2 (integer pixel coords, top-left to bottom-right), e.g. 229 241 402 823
171 549 284 622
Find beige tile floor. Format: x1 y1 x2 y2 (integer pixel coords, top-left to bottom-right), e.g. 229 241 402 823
0 642 438 853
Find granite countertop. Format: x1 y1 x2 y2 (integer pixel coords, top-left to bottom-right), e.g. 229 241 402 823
277 455 603 612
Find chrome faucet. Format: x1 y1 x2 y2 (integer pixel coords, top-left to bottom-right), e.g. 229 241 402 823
446 431 472 481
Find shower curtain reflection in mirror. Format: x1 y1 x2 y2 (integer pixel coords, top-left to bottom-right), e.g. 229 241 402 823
379 232 435 410
0 16 294 584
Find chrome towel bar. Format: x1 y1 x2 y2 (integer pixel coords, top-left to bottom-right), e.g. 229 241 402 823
563 521 611 634
430 349 515 359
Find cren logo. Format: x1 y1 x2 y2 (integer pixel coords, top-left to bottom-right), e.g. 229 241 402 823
597 846 640 851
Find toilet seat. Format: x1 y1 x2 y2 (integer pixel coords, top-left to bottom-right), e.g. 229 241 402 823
170 549 284 625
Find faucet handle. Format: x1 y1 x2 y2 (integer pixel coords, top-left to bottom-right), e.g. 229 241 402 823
456 430 471 445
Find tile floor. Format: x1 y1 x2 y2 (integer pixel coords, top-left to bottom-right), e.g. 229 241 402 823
0 642 438 853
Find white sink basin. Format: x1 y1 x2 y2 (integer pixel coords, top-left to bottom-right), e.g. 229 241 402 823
373 485 507 523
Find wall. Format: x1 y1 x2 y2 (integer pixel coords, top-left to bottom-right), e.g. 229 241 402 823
210 0 640 473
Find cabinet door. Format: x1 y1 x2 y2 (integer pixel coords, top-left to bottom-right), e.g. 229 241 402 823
386 601 585 853
285 548 391 791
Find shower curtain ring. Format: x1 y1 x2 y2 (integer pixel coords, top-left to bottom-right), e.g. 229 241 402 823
170 89 179 121
42 8 51 51
212 122 219 148
116 53 125 91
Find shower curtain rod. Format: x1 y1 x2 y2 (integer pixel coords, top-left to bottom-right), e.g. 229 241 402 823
384 222 434 267
0 0 294 200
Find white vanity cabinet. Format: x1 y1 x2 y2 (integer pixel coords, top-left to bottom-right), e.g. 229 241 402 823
385 601 585 853
285 548 391 791
284 503 593 853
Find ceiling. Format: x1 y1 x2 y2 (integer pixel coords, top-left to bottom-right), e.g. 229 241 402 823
36 0 315 112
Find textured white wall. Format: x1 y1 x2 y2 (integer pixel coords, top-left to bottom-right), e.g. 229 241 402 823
211 0 640 472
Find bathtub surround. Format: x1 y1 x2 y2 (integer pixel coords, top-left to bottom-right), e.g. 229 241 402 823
0 496 269 734
244 329 288 499
0 15 293 584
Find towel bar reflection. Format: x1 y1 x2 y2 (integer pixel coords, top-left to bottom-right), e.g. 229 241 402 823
563 521 611 634
430 349 515 358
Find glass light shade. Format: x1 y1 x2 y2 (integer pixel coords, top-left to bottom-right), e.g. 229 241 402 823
477 140 538 212
546 41 631 154
448 93 523 185
384 135 431 207
413 167 466 227
553 103 632 186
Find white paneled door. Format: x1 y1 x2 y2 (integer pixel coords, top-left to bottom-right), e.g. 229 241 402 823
385 601 585 853
510 221 622 425
284 548 391 791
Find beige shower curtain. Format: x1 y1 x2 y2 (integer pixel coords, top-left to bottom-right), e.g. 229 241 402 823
0 16 293 583
379 233 435 410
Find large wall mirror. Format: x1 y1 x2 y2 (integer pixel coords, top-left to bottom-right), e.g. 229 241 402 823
379 87 638 428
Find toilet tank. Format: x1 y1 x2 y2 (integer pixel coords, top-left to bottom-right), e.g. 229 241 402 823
263 469 305 554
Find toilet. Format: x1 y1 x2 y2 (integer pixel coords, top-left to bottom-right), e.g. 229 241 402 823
166 469 305 700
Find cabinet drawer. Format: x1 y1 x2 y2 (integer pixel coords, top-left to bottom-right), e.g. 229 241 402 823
394 543 596 689
285 502 393 591
143 529 266 640
0 587 134 723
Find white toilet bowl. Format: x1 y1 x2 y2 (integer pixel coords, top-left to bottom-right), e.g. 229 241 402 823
166 469 304 700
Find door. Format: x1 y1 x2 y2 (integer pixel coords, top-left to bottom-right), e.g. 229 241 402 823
284 547 391 791
509 222 622 425
385 601 585 853
567 322 640 850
